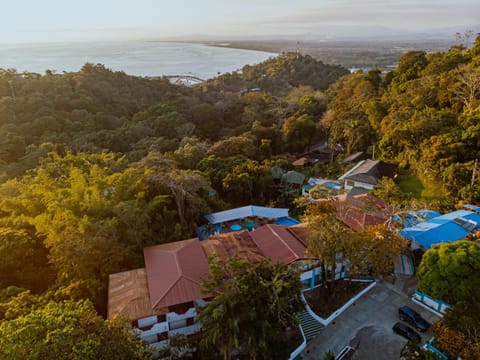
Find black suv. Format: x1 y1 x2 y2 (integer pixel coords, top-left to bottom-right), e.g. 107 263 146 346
398 306 430 332
393 322 421 343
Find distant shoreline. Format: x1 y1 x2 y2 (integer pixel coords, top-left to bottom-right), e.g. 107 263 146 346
201 41 280 56
0 41 274 79
145 39 279 56
194 39 452 68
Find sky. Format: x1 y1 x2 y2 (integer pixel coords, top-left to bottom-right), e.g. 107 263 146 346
1 0 479 44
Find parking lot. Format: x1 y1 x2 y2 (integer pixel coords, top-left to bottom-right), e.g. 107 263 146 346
301 278 441 360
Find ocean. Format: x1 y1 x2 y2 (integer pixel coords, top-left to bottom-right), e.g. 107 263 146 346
0 41 276 80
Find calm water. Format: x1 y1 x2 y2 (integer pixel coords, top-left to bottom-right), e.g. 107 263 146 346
0 41 276 79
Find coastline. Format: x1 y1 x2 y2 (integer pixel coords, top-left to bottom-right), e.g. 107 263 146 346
196 39 451 68
201 41 280 56
0 40 276 79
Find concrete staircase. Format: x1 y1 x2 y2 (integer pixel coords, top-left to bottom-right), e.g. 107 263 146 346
394 254 415 275
298 310 324 342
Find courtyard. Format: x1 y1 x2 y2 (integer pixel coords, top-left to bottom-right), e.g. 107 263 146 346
301 276 441 360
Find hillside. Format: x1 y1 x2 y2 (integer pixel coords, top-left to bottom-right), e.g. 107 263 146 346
0 37 479 357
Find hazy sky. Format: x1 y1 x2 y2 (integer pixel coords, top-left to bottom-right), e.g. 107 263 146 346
2 0 479 43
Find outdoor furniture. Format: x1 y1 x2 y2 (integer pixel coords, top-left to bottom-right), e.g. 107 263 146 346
230 224 242 231
245 220 256 231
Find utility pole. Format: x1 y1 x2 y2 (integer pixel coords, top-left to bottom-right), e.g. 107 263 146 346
218 71 225 123
471 158 478 186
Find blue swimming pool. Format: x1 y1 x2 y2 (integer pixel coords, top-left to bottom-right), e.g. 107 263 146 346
275 217 301 226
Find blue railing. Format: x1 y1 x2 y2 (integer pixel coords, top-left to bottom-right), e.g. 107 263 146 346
425 338 448 360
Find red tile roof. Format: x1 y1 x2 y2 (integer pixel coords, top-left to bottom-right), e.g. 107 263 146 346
334 193 390 231
112 224 311 318
143 239 210 309
108 268 167 320
288 223 309 244
250 224 307 264
201 231 265 264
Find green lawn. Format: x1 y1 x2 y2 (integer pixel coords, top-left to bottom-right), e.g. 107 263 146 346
396 170 445 200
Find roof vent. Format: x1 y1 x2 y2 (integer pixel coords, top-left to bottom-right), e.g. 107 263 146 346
453 218 477 231
463 220 477 232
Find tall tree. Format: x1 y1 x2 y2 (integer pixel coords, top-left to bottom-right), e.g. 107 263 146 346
306 203 356 290
433 296 480 360
199 256 303 360
282 113 317 152
417 240 480 304
355 225 407 276
0 299 152 360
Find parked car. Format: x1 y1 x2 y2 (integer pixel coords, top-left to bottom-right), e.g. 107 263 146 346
398 306 430 332
392 322 421 343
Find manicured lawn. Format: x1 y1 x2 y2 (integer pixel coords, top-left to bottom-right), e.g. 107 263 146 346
303 280 370 318
396 170 445 200
396 172 424 198
419 180 445 200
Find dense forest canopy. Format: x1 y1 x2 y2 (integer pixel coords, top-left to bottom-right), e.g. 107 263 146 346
0 38 479 356
323 37 480 204
0 53 345 356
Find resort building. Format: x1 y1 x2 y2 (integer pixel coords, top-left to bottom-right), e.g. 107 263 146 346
197 205 300 239
399 204 480 249
108 214 323 355
338 159 396 191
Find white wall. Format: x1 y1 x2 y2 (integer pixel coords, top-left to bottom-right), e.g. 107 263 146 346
344 180 374 190
167 307 197 322
135 306 200 343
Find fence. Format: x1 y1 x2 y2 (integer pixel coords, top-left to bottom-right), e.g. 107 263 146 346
423 338 448 360
412 290 450 315
302 280 376 326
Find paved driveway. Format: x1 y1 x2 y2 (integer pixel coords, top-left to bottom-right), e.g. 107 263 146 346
301 278 440 360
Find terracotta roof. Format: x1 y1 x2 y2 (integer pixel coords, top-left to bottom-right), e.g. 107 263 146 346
108 268 167 320
201 231 265 264
110 224 312 317
143 239 210 309
288 223 309 244
334 193 389 231
250 224 307 264
292 157 309 166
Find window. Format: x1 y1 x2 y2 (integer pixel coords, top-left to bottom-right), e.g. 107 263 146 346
157 332 168 341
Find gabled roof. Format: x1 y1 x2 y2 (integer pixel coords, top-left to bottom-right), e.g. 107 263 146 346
287 223 309 244
110 222 314 318
341 152 370 165
292 157 310 166
282 170 305 185
302 140 329 155
271 166 286 179
201 231 265 264
399 208 480 249
463 204 480 213
205 205 289 224
250 224 308 264
334 193 389 231
339 159 396 185
108 268 166 320
143 239 210 309
400 221 469 249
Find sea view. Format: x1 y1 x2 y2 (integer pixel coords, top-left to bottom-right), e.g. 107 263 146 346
0 40 276 79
